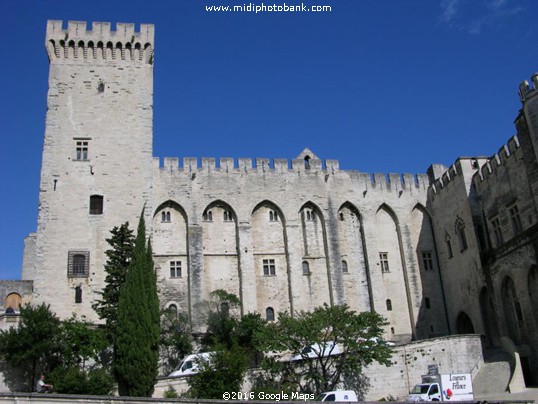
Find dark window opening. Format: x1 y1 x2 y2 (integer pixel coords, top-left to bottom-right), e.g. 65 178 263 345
386 299 392 311
68 251 89 278
75 286 82 303
89 195 103 215
266 307 275 321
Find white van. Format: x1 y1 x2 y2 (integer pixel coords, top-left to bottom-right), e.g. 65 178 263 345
318 390 358 402
291 341 341 361
168 352 214 377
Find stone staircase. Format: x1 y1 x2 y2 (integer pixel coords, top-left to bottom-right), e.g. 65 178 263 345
473 348 513 396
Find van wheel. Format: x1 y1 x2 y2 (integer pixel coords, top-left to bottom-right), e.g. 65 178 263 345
432 399 440 401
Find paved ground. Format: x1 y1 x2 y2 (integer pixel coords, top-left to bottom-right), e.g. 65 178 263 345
475 387 538 402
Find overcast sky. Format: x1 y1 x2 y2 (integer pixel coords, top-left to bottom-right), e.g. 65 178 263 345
1 0 537 280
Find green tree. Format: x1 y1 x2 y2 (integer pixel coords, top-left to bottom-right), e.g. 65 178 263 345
92 222 135 345
0 305 113 394
187 347 248 399
115 210 160 396
201 289 241 350
256 304 393 399
0 303 62 391
160 308 192 375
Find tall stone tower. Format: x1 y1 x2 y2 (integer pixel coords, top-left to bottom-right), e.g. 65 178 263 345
30 21 154 320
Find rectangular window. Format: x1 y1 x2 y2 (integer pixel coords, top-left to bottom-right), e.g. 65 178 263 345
379 252 389 273
263 259 276 276
422 251 433 271
89 195 104 215
75 140 89 160
68 250 90 278
509 205 523 235
170 261 181 278
491 217 503 246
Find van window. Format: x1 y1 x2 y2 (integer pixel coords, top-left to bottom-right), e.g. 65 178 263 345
181 361 193 371
324 394 336 401
430 384 439 395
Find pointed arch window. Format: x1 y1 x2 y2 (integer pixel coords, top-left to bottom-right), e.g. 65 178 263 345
456 219 468 251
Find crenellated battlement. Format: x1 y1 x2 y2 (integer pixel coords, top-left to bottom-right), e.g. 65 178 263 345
153 156 429 189
477 135 520 181
154 156 340 172
519 73 538 102
45 20 154 64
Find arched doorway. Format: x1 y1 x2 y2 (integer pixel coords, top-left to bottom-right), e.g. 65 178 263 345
456 311 475 334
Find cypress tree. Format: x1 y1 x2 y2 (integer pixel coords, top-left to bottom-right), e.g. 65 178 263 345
92 223 134 345
115 210 159 396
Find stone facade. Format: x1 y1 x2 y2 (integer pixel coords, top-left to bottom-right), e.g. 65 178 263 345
427 75 538 385
9 19 538 386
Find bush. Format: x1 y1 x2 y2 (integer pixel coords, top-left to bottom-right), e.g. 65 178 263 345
50 366 115 395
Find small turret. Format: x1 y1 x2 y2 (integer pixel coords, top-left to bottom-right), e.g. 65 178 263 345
518 73 538 102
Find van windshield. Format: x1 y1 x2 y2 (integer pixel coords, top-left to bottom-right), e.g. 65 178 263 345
181 361 193 371
410 385 430 394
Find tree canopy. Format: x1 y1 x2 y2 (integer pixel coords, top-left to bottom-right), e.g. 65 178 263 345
0 304 113 394
255 304 393 398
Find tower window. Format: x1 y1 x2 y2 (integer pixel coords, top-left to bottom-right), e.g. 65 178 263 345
509 205 523 235
302 261 310 275
379 252 389 272
305 209 315 221
445 234 453 258
269 210 278 222
421 251 433 271
456 219 468 251
425 297 431 309
266 307 275 321
341 260 348 273
491 217 503 246
263 259 276 276
68 250 89 278
203 210 213 221
386 299 392 311
89 195 104 215
162 211 171 222
170 261 182 278
75 286 82 304
223 210 233 222
75 140 89 160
